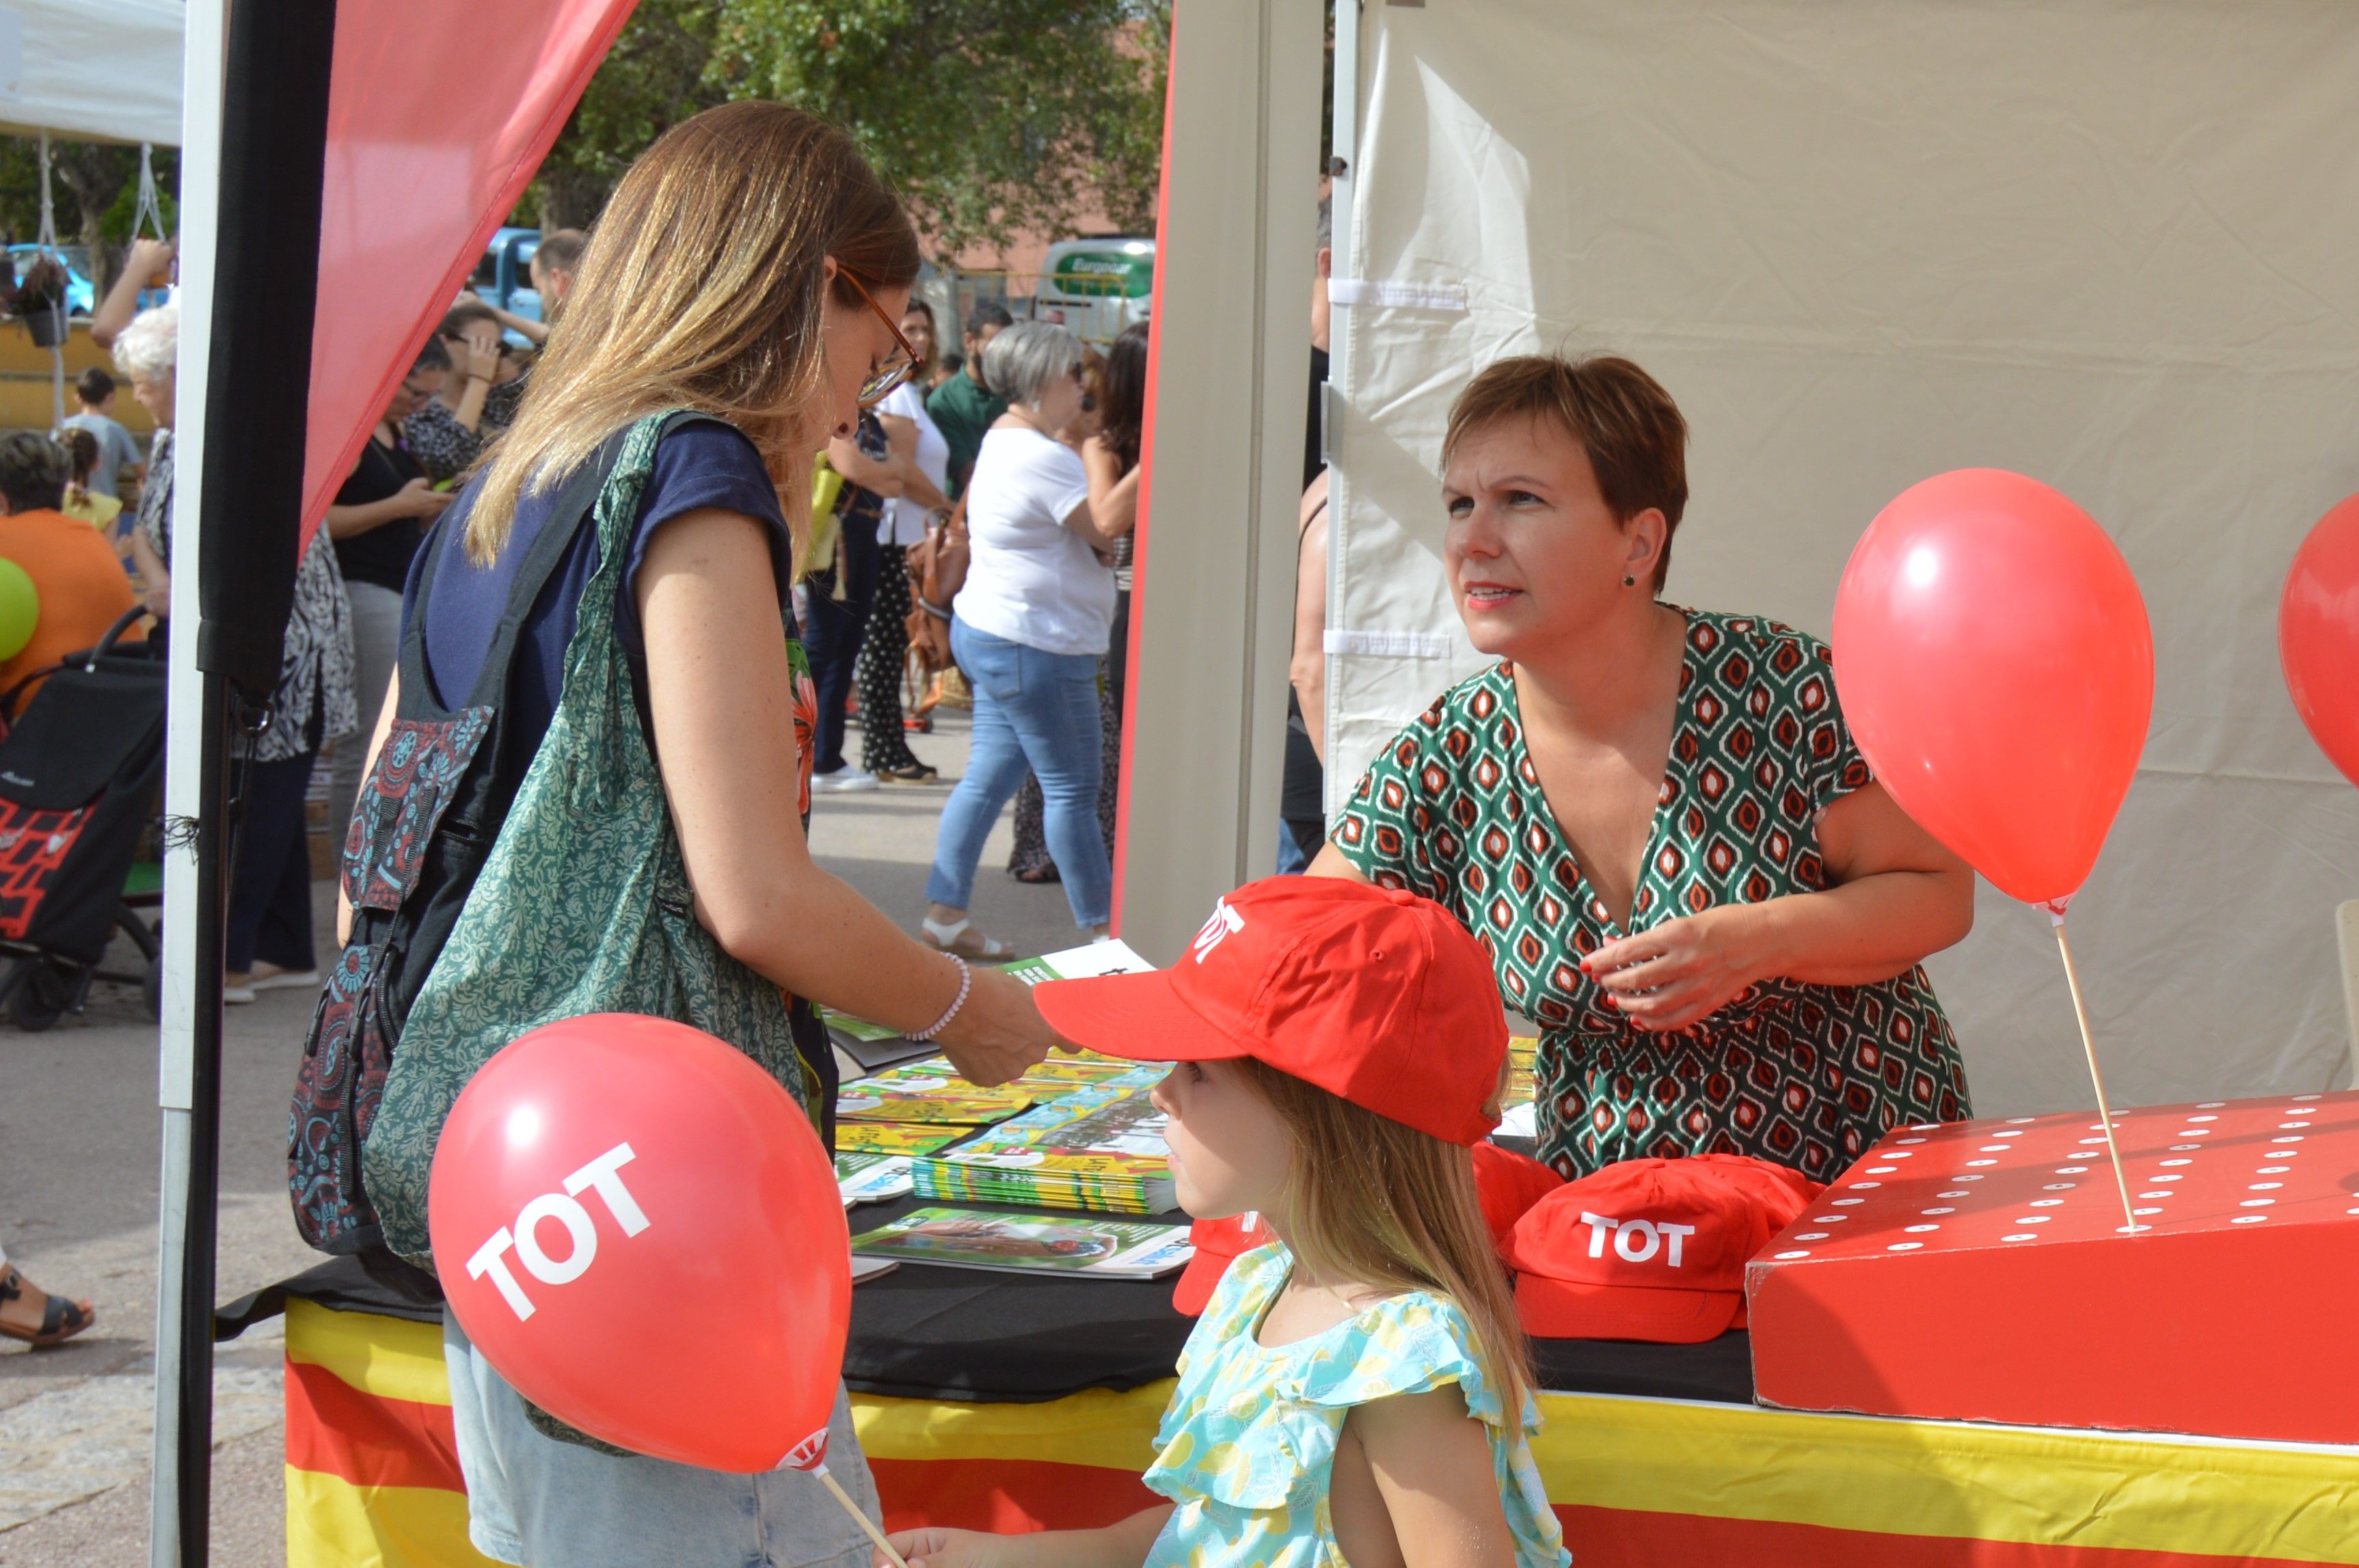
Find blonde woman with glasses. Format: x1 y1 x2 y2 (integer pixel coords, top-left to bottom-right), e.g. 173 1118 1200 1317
329 103 1060 1567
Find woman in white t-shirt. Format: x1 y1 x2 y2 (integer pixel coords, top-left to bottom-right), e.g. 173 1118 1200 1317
923 321 1133 953
857 299 954 780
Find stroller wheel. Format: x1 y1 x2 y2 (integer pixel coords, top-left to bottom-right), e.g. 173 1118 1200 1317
6 958 74 1032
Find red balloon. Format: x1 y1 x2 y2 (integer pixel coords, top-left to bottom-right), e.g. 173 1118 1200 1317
1832 469 2153 910
2280 494 2359 789
429 1014 848 1472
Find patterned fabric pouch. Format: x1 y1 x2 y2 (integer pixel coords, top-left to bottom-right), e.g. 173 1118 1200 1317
361 411 815 1272
288 431 628 1255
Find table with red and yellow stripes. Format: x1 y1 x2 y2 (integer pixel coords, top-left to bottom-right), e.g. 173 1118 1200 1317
284 1299 2359 1568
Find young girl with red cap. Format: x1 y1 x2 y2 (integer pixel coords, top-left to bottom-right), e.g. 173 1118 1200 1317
879 877 1571 1568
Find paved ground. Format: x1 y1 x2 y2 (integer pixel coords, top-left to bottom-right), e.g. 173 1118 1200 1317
0 707 1071 1562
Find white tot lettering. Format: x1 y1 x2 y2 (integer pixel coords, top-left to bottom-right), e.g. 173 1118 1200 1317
1658 1222 1695 1267
1580 1211 1617 1258
564 1142 651 1236
467 1227 536 1321
1613 1217 1661 1262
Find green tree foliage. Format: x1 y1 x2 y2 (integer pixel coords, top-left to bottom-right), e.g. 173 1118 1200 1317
526 0 1167 256
528 0 731 232
0 138 177 295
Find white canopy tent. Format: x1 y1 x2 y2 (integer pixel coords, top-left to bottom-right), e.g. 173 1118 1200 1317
0 0 180 146
1302 0 2359 1116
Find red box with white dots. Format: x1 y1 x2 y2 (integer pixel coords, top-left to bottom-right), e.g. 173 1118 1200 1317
1744 1090 2359 1442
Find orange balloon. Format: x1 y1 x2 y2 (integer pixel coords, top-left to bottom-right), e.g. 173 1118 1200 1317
2280 494 2359 789
429 1014 849 1472
1832 470 2153 910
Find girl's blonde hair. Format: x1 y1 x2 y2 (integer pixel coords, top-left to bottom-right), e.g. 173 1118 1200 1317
467 102 920 565
1237 1058 1533 1415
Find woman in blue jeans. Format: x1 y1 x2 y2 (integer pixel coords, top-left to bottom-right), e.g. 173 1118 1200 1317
924 321 1133 954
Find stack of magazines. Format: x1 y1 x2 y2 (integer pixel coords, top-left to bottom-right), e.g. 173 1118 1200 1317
852 1206 1193 1279
912 1068 1176 1214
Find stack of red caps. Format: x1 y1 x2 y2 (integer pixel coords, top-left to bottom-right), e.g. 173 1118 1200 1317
1501 1154 1820 1343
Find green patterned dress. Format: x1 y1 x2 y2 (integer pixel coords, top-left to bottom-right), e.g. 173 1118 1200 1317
1332 608 1969 1183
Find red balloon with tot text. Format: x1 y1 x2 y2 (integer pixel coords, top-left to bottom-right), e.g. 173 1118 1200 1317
429 1013 850 1472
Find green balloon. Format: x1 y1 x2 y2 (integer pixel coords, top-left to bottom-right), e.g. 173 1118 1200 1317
0 558 38 661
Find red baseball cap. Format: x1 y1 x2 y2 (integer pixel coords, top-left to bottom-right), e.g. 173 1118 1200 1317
1472 1141 1563 1254
1032 878 1508 1145
1682 1154 1820 1328
1172 1211 1276 1316
1502 1157 1802 1344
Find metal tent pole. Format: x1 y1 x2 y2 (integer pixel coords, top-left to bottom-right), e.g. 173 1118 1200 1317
149 1 338 1561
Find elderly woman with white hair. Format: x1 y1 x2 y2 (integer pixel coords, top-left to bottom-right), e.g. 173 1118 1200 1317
112 301 358 1003
109 300 179 619
923 321 1133 954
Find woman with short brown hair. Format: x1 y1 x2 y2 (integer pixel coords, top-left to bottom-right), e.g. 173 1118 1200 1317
1315 352 1976 1185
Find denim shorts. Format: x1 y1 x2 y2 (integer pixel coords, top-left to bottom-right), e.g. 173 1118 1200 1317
444 1309 881 1567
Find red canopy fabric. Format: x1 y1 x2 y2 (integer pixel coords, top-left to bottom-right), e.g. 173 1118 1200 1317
300 0 639 548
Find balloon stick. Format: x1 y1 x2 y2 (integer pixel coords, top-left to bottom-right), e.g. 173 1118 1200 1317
2050 913 2142 1236
815 1463 911 1568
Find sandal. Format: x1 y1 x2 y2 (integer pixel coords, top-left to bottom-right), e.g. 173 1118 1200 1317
878 762 939 784
1011 863 1062 885
0 1265 96 1349
921 916 1016 961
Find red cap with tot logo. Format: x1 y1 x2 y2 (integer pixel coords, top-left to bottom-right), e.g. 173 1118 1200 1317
1032 877 1508 1145
1502 1157 1803 1343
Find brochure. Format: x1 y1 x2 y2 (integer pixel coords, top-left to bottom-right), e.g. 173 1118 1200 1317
837 1152 915 1206
834 1121 971 1156
850 1207 1194 1279
835 1086 1036 1124
824 940 1152 1067
822 1009 940 1072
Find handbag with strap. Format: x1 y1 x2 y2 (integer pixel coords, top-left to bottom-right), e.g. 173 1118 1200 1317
290 411 828 1269
904 496 969 672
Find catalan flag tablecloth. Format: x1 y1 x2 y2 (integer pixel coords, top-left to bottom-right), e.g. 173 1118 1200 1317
284 1299 2359 1567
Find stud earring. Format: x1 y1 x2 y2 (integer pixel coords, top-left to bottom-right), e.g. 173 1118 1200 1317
1622 575 1637 588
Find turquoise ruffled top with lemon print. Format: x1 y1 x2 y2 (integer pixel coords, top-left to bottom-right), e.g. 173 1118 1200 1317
1141 1244 1569 1568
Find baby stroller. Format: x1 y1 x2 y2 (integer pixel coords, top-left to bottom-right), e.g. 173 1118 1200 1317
0 606 165 1029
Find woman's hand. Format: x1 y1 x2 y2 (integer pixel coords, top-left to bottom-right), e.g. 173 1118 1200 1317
325 478 449 540
932 967 1057 1086
1581 904 1768 1033
1582 782 1976 1030
394 477 453 518
459 336 502 387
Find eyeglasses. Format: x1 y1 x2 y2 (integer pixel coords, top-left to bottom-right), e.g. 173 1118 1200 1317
841 271 919 407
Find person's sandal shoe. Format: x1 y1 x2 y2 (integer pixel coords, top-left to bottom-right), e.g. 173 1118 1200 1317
920 917 1016 961
878 763 939 784
0 1267 96 1349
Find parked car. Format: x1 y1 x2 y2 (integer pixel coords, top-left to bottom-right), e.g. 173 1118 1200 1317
467 226 541 344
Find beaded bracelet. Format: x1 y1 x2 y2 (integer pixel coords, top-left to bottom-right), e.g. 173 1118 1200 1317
913 954 971 1042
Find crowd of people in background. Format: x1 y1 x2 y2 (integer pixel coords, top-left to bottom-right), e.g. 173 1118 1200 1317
0 206 1159 1043
0 150 1319 1351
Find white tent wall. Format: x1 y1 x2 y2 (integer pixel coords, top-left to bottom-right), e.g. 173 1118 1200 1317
1326 0 2359 1114
0 0 182 145
1116 0 1321 960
